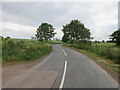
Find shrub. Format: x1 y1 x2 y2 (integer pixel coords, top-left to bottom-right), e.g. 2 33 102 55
2 39 52 63
73 43 119 64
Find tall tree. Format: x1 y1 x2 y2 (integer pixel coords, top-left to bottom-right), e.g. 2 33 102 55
110 29 120 46
36 23 56 42
62 20 92 45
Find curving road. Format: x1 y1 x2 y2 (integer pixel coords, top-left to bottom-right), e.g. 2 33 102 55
3 44 118 89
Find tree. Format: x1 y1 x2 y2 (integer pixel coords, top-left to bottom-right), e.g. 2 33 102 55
102 40 105 43
36 23 56 42
109 29 120 46
7 36 10 39
95 40 98 43
62 20 92 45
62 34 69 43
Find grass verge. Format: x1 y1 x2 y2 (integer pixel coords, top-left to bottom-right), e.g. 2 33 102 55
2 38 53 64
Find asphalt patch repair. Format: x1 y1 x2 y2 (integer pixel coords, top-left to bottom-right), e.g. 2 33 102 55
3 70 59 88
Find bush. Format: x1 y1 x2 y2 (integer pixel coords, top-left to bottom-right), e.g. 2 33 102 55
2 39 52 63
73 43 119 64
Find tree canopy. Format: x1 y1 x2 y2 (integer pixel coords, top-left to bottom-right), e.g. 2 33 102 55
62 20 92 45
36 23 56 42
110 29 120 46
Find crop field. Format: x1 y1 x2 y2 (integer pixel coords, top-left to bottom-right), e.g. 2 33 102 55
2 38 52 64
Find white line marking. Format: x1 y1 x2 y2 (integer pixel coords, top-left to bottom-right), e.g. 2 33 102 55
59 60 68 89
100 67 107 75
62 50 67 56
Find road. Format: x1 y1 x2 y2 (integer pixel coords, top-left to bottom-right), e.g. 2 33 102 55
3 44 118 89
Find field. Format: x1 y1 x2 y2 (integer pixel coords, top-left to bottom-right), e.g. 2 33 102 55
92 43 119 62
92 42 115 46
2 38 52 64
48 40 63 44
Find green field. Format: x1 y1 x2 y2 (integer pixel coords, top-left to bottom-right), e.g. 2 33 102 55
9 38 37 43
92 42 115 46
48 40 63 44
2 38 52 64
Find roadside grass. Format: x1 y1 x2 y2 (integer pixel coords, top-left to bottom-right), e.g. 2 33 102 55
79 50 119 74
72 43 119 64
0 57 1 63
63 44 120 75
2 38 52 64
92 42 115 46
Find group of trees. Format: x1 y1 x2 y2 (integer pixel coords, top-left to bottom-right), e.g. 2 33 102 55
36 20 120 46
36 20 92 45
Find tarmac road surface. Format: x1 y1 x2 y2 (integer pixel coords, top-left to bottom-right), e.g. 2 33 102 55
3 44 118 89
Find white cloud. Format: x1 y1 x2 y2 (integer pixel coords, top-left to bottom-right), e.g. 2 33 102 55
2 22 36 38
1 2 118 41
1 0 119 2
54 28 63 39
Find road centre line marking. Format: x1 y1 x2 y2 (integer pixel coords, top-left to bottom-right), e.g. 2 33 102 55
62 50 67 56
59 60 68 89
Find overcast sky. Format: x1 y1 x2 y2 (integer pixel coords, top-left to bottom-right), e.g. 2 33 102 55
0 1 118 41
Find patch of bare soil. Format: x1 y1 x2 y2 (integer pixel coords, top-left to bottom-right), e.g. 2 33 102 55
2 54 49 84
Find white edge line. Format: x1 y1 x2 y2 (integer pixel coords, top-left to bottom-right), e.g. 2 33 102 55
100 67 107 75
62 50 67 56
59 60 68 89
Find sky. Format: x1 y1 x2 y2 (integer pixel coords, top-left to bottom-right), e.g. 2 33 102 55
0 0 119 41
